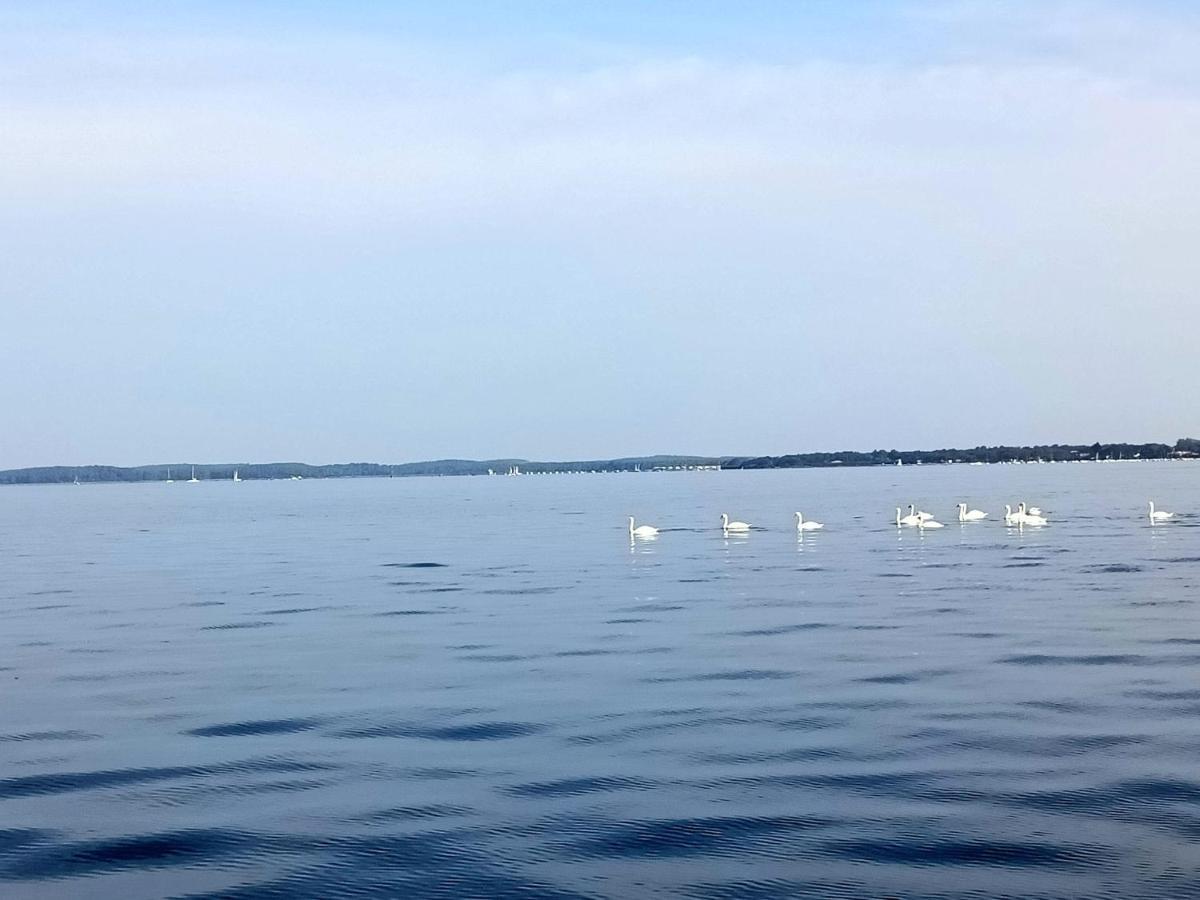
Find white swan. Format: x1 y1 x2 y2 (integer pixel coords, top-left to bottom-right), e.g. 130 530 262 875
1148 501 1174 522
628 516 659 538
721 513 751 532
1027 506 1043 516
910 504 934 522
1004 504 1020 526
918 517 945 530
1017 502 1048 526
896 507 920 527
795 512 824 531
957 503 988 522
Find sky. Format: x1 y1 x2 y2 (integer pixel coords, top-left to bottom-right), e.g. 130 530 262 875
2 1 1198 468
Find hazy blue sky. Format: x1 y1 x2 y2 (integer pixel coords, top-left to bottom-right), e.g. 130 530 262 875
3 1 1198 467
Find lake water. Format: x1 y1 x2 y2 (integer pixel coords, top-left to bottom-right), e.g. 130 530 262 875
2 462 1199 899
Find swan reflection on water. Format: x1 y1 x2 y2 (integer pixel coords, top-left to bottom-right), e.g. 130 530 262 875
796 530 823 553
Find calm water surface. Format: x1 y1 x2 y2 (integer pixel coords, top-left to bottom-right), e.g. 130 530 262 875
2 463 1199 899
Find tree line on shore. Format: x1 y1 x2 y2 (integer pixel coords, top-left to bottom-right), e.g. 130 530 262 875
721 439 1198 470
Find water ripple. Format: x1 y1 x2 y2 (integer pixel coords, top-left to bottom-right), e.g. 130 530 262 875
334 721 544 741
1 828 263 880
4 468 1200 898
0 759 334 800
503 776 655 798
186 718 325 737
561 815 832 859
821 836 1104 869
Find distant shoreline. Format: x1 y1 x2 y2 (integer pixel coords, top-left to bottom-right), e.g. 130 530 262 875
2 440 1197 485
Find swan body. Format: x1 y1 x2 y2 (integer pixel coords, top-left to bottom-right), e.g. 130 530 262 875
721 513 751 532
910 504 934 522
958 503 988 522
1027 506 1042 516
1016 503 1048 526
1149 501 1174 522
795 512 824 531
628 516 659 538
896 507 920 527
918 517 945 530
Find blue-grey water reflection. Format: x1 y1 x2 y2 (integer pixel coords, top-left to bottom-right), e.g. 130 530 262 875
1 462 1198 898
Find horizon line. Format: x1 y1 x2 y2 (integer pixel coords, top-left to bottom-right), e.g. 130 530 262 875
3 437 1197 481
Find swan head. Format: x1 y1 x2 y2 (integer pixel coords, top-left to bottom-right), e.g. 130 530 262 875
720 513 729 526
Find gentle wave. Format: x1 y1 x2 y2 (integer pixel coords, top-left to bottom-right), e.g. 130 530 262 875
3 467 1200 897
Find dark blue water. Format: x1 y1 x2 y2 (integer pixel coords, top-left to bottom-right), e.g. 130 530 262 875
2 462 1199 898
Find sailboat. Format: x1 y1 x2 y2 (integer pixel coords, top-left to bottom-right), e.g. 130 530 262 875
233 469 241 482
187 466 199 483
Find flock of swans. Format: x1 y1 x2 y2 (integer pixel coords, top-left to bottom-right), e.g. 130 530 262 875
628 500 1178 539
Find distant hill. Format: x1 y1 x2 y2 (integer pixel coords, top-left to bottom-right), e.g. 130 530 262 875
0 441 1195 484
0 456 720 484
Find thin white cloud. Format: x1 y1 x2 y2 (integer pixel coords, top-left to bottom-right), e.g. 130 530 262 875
4 43 1197 220
1 1 1198 464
